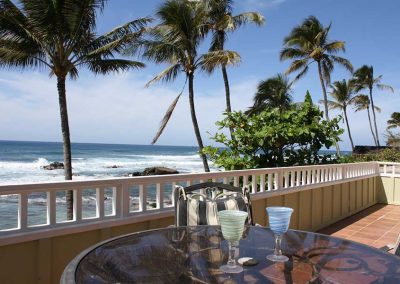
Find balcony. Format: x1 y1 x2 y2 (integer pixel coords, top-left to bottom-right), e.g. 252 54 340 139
0 161 399 283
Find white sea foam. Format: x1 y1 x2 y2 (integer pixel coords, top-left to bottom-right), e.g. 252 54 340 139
0 153 214 186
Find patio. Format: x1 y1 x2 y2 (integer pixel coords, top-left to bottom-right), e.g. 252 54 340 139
319 204 400 251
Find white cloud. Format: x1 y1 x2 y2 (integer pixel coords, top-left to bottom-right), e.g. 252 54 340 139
0 71 257 146
0 70 397 151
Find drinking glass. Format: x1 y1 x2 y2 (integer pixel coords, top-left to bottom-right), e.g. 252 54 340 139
266 207 293 262
217 210 248 273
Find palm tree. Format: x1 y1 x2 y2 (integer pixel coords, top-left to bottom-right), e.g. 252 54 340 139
352 65 394 146
206 0 264 118
144 0 240 172
352 94 381 146
387 112 400 129
0 0 149 219
323 80 355 150
247 73 293 115
280 16 353 122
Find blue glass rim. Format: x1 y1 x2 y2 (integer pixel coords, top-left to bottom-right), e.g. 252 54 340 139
265 206 294 214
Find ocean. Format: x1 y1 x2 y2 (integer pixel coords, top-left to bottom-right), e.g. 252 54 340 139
0 140 209 185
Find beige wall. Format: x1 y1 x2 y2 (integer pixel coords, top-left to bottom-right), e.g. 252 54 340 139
377 176 400 205
0 177 379 284
252 177 377 231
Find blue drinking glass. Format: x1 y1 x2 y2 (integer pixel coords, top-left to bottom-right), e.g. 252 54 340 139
266 207 293 262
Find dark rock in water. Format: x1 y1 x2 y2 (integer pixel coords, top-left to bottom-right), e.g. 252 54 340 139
42 162 64 170
143 167 179 176
106 165 122 169
126 167 179 177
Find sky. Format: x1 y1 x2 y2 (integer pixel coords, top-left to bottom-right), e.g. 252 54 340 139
0 0 399 151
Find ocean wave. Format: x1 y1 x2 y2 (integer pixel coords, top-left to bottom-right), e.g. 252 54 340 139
0 152 215 186
0 157 50 169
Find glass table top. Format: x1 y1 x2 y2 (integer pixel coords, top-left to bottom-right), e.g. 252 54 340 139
63 226 400 283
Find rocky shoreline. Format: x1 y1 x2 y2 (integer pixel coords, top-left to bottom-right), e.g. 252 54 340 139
42 162 179 177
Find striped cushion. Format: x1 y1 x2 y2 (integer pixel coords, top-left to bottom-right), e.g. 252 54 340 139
176 187 251 227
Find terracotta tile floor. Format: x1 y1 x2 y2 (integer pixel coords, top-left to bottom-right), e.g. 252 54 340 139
318 204 400 251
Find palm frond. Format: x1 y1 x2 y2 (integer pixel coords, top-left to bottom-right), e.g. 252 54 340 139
376 83 394 93
145 63 181 87
151 93 182 144
86 59 144 75
279 47 307 60
198 50 241 73
285 58 310 75
329 55 353 73
231 12 265 29
320 99 343 110
324 41 345 53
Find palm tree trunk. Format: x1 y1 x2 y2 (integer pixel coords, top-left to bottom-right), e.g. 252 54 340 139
367 106 377 145
317 61 341 156
57 76 73 220
188 73 210 172
343 107 354 150
369 87 380 146
221 65 234 138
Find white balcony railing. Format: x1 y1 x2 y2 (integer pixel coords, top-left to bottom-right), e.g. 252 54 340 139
0 162 379 245
378 162 400 177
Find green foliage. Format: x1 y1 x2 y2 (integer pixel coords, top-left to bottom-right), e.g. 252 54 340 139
348 148 400 163
203 94 344 170
247 73 293 115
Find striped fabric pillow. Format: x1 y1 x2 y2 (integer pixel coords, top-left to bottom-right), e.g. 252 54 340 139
176 187 251 227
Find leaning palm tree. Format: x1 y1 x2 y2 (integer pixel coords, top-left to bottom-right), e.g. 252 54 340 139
206 0 264 118
387 112 400 130
143 0 240 172
280 16 353 122
247 73 293 115
352 65 394 146
322 80 355 150
352 94 381 146
0 0 149 219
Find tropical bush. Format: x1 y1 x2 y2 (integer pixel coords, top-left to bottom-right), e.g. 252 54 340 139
344 148 400 163
202 94 343 170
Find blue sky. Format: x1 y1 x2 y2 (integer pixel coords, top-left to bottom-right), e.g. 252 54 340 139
0 0 399 150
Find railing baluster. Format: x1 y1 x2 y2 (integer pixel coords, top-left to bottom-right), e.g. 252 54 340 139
252 175 257 193
284 171 289 188
290 171 295 187
74 189 82 222
268 173 273 191
47 190 56 225
121 182 130 216
139 184 146 212
233 176 239 187
172 182 177 206
157 183 164 209
260 174 265 192
96 187 105 219
19 192 28 230
243 175 249 187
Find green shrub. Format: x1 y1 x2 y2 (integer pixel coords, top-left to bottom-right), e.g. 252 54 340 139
350 148 400 163
202 94 343 169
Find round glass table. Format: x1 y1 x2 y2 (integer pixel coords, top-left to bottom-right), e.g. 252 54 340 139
61 226 400 283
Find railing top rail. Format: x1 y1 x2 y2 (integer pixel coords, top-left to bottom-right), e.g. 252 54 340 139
377 162 400 165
